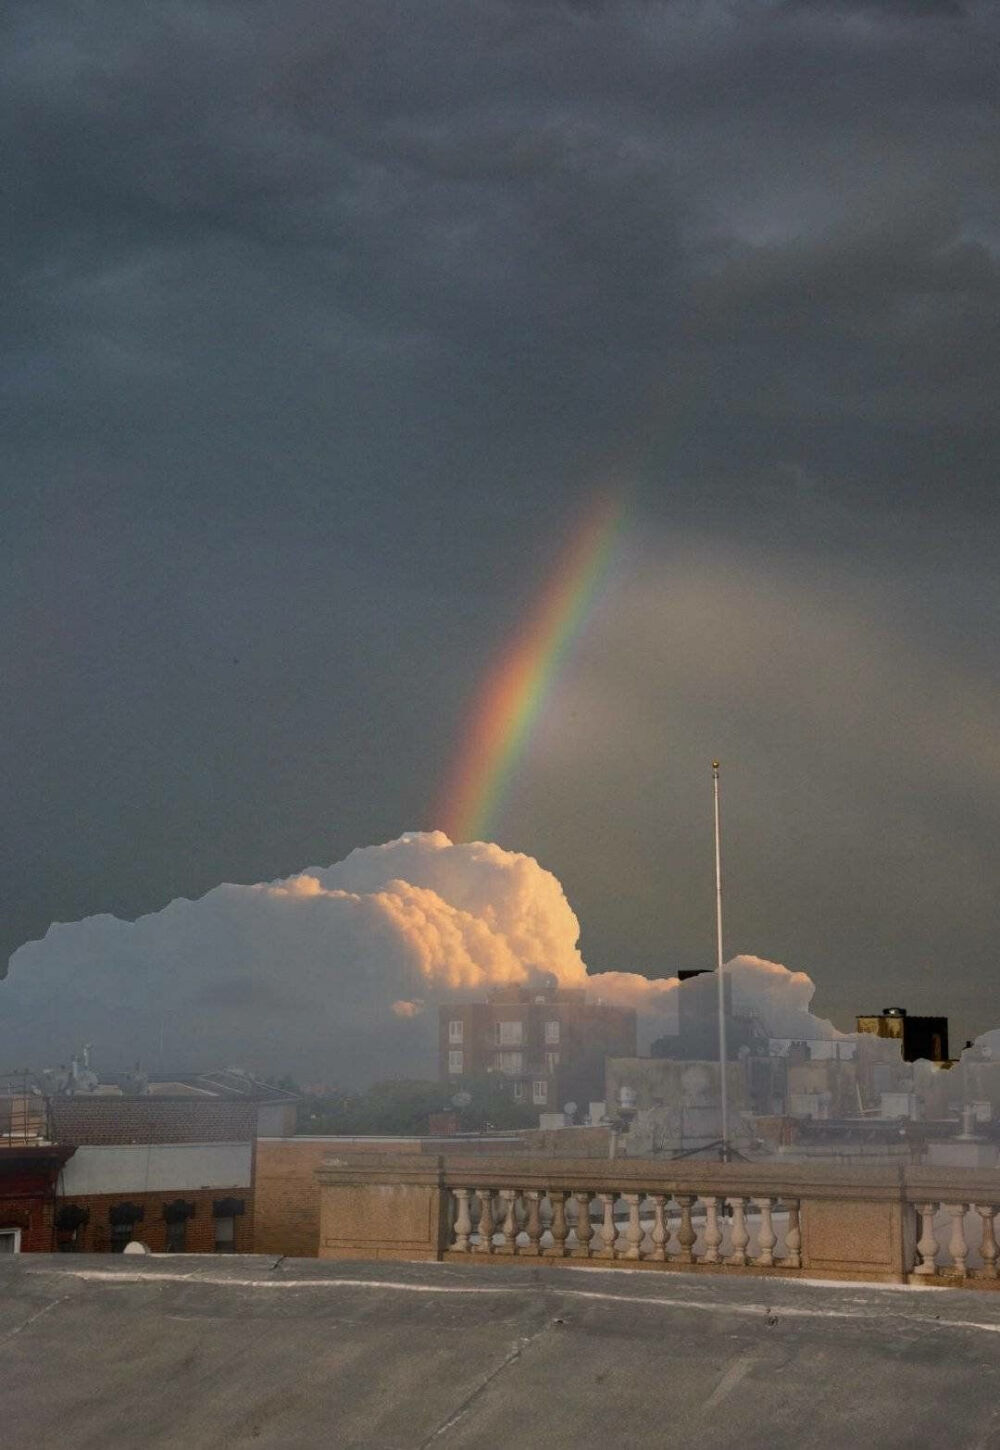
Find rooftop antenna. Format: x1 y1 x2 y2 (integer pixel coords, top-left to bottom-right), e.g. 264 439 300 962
713 761 730 1162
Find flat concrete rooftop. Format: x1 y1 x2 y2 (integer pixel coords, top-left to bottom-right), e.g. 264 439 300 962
3 1255 1000 1448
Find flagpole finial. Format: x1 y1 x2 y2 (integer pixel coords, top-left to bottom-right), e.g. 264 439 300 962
712 760 720 773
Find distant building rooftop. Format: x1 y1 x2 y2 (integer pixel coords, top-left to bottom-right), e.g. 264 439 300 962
29 1064 300 1103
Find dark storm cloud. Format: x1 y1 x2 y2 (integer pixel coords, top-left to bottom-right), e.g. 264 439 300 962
3 1 999 1050
7 5 999 473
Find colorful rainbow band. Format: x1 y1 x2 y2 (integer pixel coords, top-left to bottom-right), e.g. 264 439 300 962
437 492 627 843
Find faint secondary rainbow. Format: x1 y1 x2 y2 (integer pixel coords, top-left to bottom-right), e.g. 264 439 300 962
438 492 628 843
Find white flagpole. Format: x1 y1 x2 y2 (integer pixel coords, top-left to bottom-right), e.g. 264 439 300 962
713 761 730 1161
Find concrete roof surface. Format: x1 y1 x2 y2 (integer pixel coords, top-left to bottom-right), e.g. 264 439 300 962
3 1256 1000 1449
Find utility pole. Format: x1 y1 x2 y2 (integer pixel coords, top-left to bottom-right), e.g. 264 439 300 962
713 761 730 1161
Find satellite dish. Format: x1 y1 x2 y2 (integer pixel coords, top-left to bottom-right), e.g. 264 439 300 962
563 1101 578 1118
451 1091 472 1108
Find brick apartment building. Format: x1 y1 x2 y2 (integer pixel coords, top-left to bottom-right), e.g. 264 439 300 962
438 985 637 1114
56 1147 253 1253
1 1091 70 1253
0 1145 76 1254
49 1095 258 1146
49 1068 299 1140
2 1068 299 1255
51 1098 257 1254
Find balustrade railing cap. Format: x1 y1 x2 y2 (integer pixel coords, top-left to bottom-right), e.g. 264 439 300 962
903 1162 1000 1198
437 1152 910 1191
310 1149 1000 1203
316 1151 446 1187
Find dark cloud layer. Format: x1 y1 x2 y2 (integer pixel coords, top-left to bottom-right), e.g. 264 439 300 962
3 1 998 1054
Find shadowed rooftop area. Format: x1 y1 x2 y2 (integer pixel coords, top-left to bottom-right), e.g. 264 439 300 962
3 1256 1000 1448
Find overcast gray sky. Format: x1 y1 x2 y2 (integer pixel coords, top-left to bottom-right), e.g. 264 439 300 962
4 0 999 1050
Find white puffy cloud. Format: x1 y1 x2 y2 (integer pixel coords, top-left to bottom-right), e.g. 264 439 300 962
728 955 840 1040
2 832 839 1083
585 955 840 1043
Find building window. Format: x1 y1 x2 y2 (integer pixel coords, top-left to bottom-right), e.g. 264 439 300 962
166 1218 188 1253
497 1052 523 1075
545 1021 560 1044
0 1228 22 1254
448 1050 464 1074
545 1052 560 1073
496 1020 524 1046
213 1198 245 1254
214 1217 235 1253
56 1204 89 1253
448 1020 464 1044
108 1202 144 1252
513 1082 524 1100
163 1199 195 1253
532 1080 548 1105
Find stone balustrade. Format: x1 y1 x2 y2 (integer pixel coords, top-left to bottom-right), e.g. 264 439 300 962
450 1186 797 1268
315 1152 1000 1286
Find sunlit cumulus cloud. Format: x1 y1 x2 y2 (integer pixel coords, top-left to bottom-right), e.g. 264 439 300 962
2 833 838 1083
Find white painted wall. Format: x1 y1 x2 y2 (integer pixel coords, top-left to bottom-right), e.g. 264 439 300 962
59 1141 252 1195
256 1103 296 1137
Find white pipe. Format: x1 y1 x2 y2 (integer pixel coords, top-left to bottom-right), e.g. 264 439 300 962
713 762 730 1160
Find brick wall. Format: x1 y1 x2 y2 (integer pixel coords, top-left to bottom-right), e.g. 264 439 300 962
0 1149 75 1251
254 1139 330 1256
254 1136 532 1257
50 1097 257 1145
55 1185 254 1255
0 1193 54 1251
516 1125 612 1157
438 994 637 1107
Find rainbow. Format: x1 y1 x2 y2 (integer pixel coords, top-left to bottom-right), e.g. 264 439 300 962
438 492 628 843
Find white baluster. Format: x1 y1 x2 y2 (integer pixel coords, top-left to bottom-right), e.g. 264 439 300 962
913 1202 939 1275
623 1193 643 1260
977 1205 999 1280
475 1189 494 1253
522 1190 542 1256
572 1192 594 1258
547 1191 569 1257
946 1202 969 1276
728 1197 750 1266
702 1196 723 1264
650 1194 668 1262
514 1191 528 1239
597 1193 617 1258
676 1194 697 1264
539 1192 552 1242
453 1188 472 1252
783 1199 801 1269
497 1189 517 1254
754 1197 777 1267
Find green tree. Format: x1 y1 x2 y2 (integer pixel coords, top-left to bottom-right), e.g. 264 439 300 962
452 1076 537 1132
298 1079 451 1135
296 1075 538 1136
